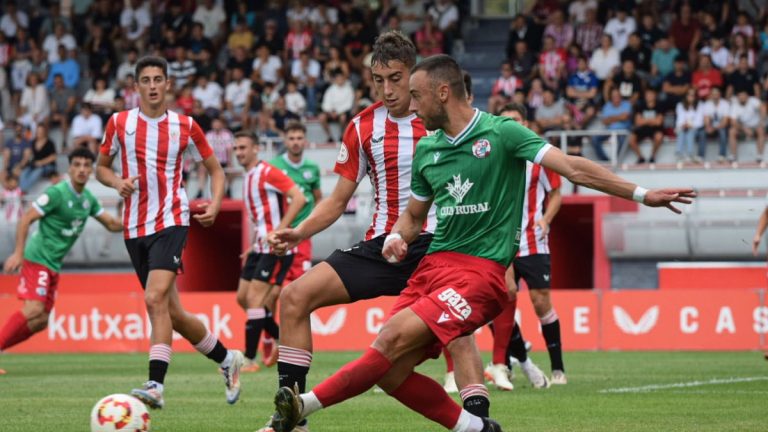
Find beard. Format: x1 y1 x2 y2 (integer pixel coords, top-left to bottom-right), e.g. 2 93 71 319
422 103 449 131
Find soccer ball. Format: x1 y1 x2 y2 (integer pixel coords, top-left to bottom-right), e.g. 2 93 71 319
90 394 151 432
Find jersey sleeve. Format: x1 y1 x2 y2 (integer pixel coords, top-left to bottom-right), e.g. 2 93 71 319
88 193 105 218
498 117 551 163
308 163 322 192
265 164 297 193
333 119 368 183
410 144 433 201
186 119 215 162
32 186 61 216
99 113 120 156
541 167 561 192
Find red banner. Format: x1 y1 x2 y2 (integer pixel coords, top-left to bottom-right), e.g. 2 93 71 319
1 287 765 353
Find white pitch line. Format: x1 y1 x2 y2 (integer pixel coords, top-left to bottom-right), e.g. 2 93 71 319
599 376 768 394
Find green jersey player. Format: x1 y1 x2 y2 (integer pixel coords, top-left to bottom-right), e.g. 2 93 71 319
0 149 122 373
268 55 695 432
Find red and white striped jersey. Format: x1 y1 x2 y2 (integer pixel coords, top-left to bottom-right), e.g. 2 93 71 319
243 160 296 254
100 108 214 239
334 101 437 241
518 162 561 257
1 186 23 223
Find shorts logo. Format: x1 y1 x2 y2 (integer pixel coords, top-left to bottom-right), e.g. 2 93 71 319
472 139 491 159
543 274 550 282
437 312 451 324
36 287 47 297
337 143 349 163
173 256 180 265
437 287 472 321
260 270 270 278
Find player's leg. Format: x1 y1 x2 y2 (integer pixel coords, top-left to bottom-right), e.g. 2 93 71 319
505 261 531 366
448 335 491 417
484 299 516 391
442 347 458 393
511 256 550 389
262 255 293 367
0 262 56 352
166 283 245 404
526 253 565 383
237 253 262 371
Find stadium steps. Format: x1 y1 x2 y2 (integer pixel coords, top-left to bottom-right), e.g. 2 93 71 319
456 17 512 111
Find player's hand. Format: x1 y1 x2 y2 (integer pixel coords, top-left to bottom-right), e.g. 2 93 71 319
3 252 23 274
193 201 220 227
753 234 762 256
536 219 550 241
382 233 407 264
115 175 139 198
269 228 303 255
642 188 696 214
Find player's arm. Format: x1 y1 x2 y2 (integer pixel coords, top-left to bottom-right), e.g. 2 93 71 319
276 185 307 230
193 154 225 227
294 176 356 239
752 205 768 255
312 187 322 204
3 206 43 273
538 187 562 240
96 154 139 198
382 196 433 263
94 210 124 233
539 146 695 213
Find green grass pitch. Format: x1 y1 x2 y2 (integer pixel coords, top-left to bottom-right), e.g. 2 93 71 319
1 351 767 431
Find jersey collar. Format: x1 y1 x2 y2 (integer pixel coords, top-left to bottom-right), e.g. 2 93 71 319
282 153 305 169
66 179 83 198
137 109 168 123
444 108 480 146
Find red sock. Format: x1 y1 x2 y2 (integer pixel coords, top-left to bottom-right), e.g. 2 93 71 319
389 372 463 428
313 347 392 408
443 348 454 373
492 299 517 364
0 311 34 351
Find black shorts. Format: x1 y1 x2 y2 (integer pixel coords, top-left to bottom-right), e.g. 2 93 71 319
125 226 188 289
512 254 551 290
633 126 663 140
241 252 294 285
325 234 433 302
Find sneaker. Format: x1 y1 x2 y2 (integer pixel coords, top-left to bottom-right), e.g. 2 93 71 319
484 363 514 391
242 358 261 373
520 360 550 389
692 155 703 164
508 356 519 381
443 371 458 394
717 155 726 163
272 383 304 432
636 157 647 164
255 417 310 432
221 350 244 404
131 381 164 409
551 370 568 385
264 344 279 368
481 418 503 432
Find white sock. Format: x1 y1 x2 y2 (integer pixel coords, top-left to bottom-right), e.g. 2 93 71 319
520 358 533 369
300 391 323 418
452 410 484 432
220 350 233 368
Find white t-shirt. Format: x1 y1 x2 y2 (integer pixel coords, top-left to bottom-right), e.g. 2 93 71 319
285 91 307 115
730 97 763 128
568 0 598 24
193 82 224 110
589 47 620 80
252 56 283 84
225 79 251 108
604 17 636 52
20 84 50 121
42 34 77 63
120 5 151 41
71 113 103 139
291 59 321 84
84 88 116 111
0 11 28 38
192 5 226 39
700 46 730 71
428 3 459 32
700 99 730 127
308 6 338 26
675 103 704 130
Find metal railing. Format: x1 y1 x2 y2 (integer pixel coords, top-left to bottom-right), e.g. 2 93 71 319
544 129 631 167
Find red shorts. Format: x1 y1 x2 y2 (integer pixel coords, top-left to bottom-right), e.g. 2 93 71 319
285 238 312 284
388 251 508 351
17 260 60 312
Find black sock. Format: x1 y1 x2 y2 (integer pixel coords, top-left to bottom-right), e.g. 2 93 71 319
277 361 309 394
246 318 265 360
206 340 228 364
463 396 490 418
542 319 564 372
264 309 280 340
149 360 169 384
507 324 528 364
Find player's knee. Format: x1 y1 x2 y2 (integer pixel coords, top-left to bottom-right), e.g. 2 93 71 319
144 290 168 314
531 292 552 317
23 301 47 321
29 313 49 332
372 325 408 361
279 283 308 318
235 290 248 310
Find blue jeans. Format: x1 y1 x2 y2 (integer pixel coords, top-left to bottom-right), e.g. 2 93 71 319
676 128 698 157
19 164 56 192
696 127 729 158
591 134 626 161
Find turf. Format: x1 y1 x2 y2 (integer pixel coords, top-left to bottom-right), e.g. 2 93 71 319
1 351 766 431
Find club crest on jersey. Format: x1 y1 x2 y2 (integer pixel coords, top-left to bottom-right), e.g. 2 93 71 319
337 143 349 163
472 139 491 159
170 130 180 145
303 170 313 180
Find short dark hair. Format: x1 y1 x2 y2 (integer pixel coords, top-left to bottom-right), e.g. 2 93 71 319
135 56 168 79
410 54 466 100
499 102 527 118
462 70 472 98
234 131 257 144
284 121 307 134
370 30 417 69
69 147 95 164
